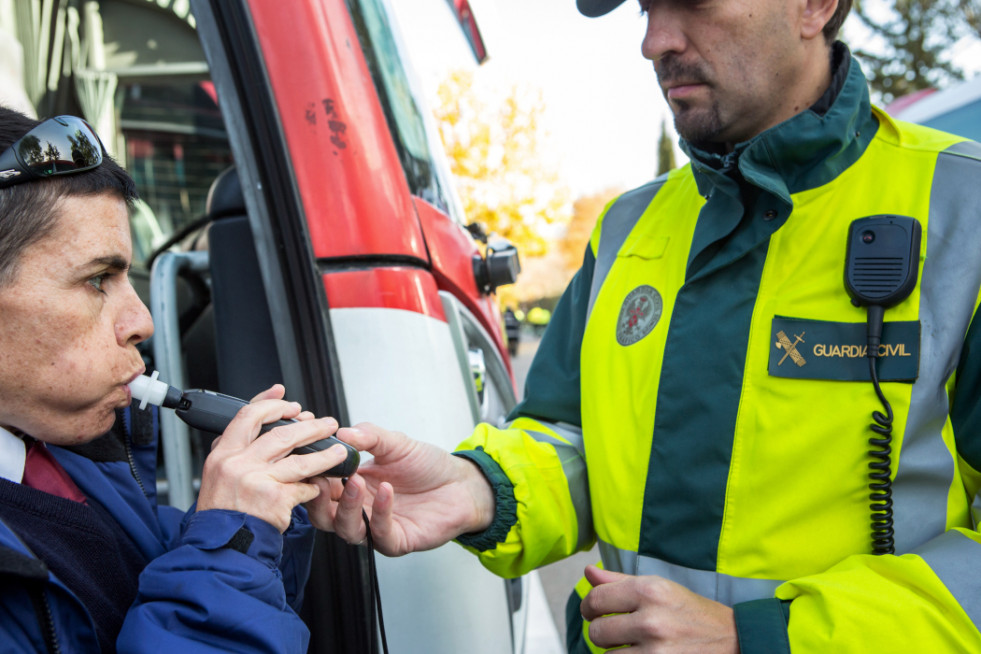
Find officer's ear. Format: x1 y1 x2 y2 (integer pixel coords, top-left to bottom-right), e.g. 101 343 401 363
800 0 839 41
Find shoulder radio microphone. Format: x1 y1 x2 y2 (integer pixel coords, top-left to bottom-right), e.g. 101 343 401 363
128 373 360 478
843 214 921 556
845 215 922 353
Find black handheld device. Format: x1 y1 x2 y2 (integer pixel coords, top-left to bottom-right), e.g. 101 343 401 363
175 388 360 478
844 215 921 307
843 214 921 555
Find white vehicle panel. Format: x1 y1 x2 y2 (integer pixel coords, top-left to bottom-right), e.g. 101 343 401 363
330 305 516 653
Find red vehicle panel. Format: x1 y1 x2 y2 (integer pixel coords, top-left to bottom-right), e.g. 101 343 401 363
247 0 428 262
323 267 447 320
413 197 510 364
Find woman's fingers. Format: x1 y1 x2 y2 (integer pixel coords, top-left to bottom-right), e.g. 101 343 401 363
214 397 305 449
249 384 286 403
246 416 340 461
273 443 350 482
197 387 349 531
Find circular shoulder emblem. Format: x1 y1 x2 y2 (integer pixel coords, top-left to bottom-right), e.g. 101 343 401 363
616 285 662 346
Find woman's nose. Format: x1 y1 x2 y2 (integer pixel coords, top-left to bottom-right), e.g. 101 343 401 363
116 282 155 346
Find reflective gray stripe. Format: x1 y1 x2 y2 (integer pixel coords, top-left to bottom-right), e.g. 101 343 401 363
538 421 585 454
598 540 782 607
504 419 584 455
946 140 981 162
916 530 981 628
587 179 666 321
894 141 981 553
518 423 593 551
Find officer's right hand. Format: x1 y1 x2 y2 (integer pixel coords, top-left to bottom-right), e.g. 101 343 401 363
306 422 495 556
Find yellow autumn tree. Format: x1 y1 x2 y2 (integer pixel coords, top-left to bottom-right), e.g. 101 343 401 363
557 186 624 273
434 70 570 260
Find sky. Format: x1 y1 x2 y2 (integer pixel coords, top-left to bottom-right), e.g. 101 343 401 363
391 0 669 197
391 0 981 199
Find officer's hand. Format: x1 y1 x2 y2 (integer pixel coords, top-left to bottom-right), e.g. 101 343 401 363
581 565 739 653
196 385 351 532
304 422 495 556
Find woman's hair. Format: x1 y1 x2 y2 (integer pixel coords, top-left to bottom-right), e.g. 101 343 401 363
0 106 138 287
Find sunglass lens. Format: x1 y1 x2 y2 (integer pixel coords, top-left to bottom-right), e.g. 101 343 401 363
15 116 102 176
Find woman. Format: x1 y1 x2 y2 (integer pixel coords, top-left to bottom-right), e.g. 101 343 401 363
0 107 348 652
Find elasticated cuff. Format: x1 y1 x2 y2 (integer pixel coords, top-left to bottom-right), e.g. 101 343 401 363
451 447 517 551
733 598 792 654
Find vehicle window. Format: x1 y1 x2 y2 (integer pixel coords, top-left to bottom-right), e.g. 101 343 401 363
347 0 461 220
120 80 233 265
0 0 238 503
0 0 232 268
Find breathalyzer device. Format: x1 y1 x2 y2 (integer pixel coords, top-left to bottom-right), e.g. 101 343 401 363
128 372 359 478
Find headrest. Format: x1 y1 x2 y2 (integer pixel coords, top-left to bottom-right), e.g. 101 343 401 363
205 166 245 219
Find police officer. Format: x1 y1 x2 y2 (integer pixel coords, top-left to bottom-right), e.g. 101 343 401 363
315 0 981 651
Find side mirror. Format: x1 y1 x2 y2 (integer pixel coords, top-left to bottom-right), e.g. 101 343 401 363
473 239 520 295
445 0 488 64
466 221 489 244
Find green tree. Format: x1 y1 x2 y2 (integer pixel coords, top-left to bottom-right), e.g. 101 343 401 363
656 119 676 177
68 130 100 167
18 135 44 165
433 70 570 259
958 0 981 35
850 0 978 104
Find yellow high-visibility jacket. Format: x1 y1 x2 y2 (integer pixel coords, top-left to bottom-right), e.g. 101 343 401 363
454 45 981 652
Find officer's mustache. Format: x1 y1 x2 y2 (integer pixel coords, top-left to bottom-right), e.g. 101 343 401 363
654 57 712 92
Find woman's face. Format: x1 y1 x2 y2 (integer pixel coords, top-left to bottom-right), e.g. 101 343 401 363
0 192 153 445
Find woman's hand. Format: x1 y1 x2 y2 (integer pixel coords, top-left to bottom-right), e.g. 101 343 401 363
196 385 349 532
304 422 496 556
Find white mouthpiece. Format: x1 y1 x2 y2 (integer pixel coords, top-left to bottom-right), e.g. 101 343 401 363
128 371 170 410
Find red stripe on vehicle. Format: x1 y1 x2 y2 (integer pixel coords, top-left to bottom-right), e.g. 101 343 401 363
323 268 447 321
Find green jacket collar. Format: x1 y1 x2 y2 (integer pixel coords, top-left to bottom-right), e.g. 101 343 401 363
681 44 878 204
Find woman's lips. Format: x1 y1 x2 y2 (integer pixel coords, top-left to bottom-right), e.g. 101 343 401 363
123 370 146 405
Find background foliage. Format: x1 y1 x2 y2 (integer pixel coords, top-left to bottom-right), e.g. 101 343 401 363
850 0 980 103
433 70 569 259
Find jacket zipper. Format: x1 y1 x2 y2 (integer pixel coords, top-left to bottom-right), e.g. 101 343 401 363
124 434 148 497
29 586 61 654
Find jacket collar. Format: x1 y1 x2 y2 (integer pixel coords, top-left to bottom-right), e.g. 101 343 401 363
681 43 878 204
0 427 26 484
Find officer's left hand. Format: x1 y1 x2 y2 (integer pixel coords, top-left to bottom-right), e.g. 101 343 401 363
580 564 739 653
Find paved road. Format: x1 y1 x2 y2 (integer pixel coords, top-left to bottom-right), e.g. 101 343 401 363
510 332 600 638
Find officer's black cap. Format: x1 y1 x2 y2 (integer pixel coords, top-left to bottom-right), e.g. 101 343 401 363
576 0 628 17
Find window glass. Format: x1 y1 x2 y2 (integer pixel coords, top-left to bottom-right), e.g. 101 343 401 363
347 0 459 219
119 80 233 264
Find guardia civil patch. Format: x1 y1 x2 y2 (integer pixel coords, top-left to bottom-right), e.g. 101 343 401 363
769 316 920 382
616 285 662 346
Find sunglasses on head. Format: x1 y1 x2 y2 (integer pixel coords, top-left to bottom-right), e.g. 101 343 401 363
0 115 104 189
